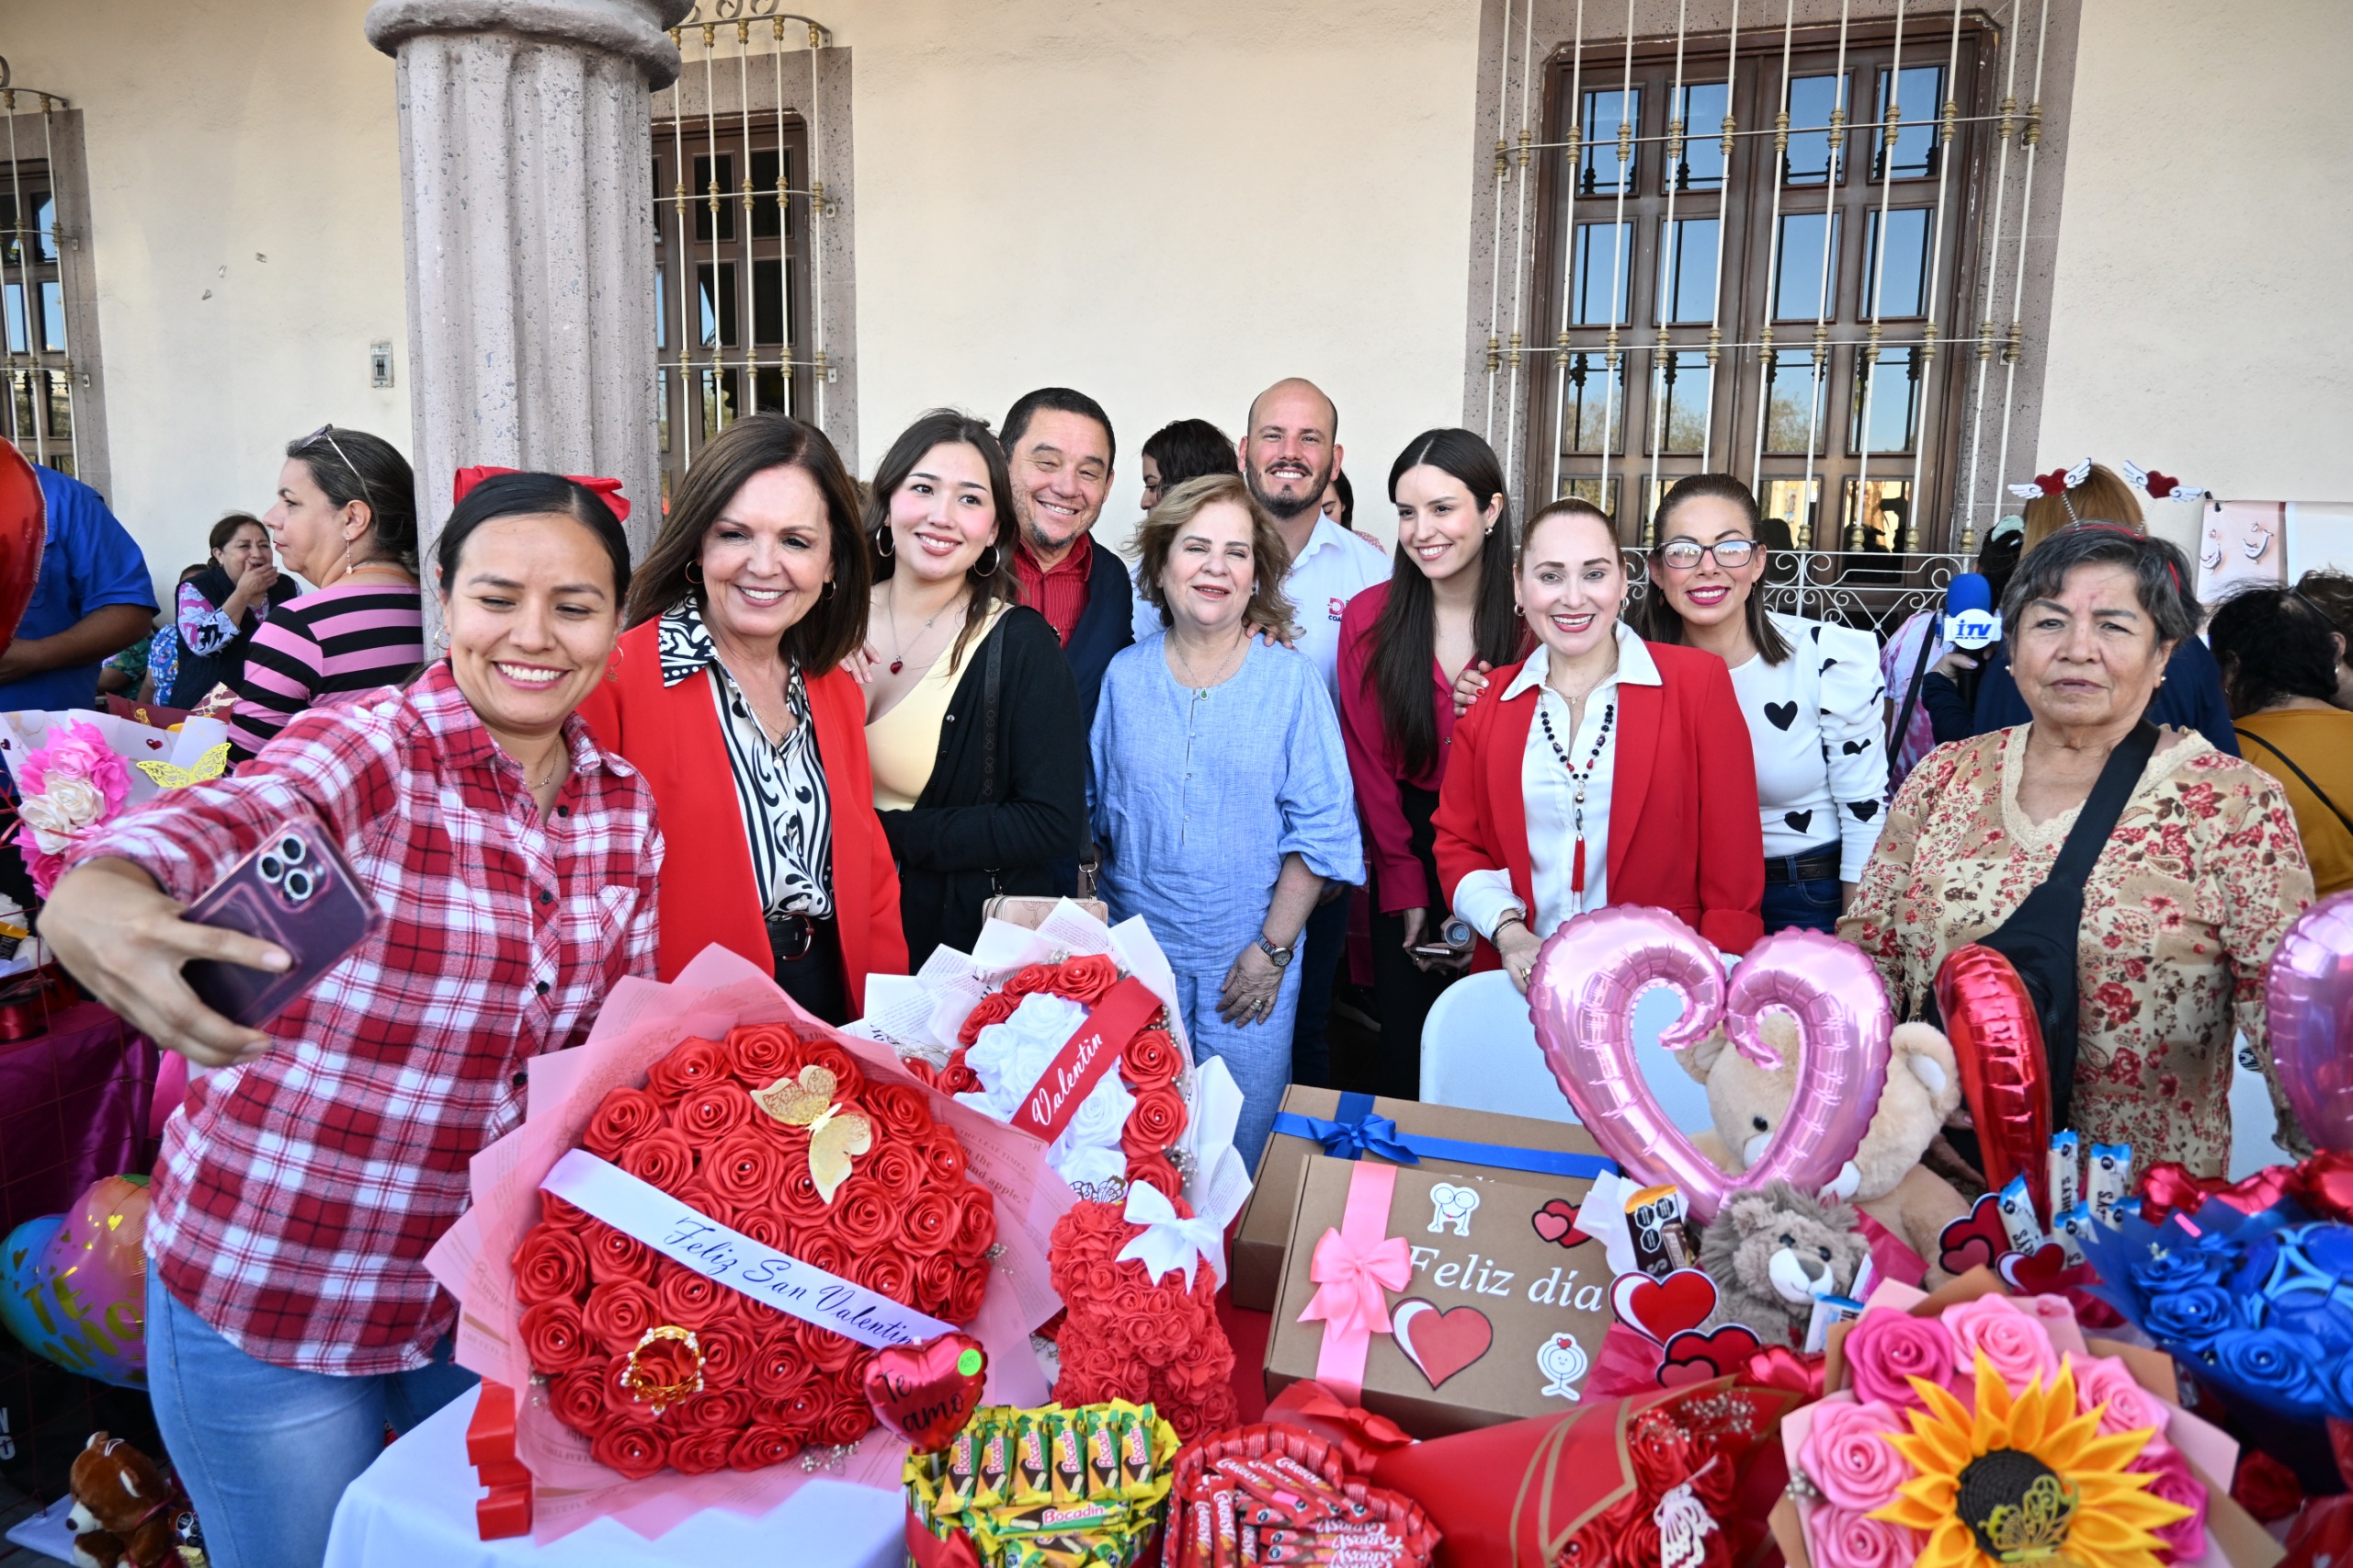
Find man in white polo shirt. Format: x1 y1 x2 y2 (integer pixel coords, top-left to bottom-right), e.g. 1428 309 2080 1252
1233 378 1389 1090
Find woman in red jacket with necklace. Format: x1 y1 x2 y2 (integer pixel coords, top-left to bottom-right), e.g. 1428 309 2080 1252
579 415 906 1019
1433 497 1764 991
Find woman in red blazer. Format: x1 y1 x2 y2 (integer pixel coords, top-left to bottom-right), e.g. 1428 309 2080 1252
579 415 906 1019
1433 497 1764 991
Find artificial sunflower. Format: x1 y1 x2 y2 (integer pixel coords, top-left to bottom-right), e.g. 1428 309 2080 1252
1870 1351 2193 1568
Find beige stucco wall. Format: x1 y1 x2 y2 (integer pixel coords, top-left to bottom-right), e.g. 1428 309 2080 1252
2037 0 2353 554
6 0 408 593
830 0 1484 543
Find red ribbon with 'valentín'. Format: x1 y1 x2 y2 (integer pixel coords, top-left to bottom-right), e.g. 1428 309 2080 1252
1009 976 1163 1143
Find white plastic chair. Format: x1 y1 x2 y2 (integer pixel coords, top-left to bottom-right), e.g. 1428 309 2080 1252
1419 969 1719 1136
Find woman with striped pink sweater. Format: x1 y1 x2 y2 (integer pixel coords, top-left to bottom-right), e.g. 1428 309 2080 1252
227 426 426 762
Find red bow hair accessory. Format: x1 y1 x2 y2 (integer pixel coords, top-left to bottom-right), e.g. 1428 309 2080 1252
451 464 631 525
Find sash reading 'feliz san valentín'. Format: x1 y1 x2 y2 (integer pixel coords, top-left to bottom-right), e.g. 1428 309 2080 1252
539 1148 954 1349
1007 975 1164 1144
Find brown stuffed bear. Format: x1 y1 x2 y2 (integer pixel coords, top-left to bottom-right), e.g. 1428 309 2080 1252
1697 1179 1874 1349
1680 1014 1972 1279
66 1432 181 1568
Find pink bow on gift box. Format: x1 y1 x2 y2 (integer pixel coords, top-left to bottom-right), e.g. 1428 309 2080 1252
1296 1161 1409 1401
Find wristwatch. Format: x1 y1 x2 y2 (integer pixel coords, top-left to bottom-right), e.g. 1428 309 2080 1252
1255 935 1294 969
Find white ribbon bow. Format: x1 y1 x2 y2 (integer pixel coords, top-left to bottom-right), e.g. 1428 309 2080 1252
1113 1179 1226 1288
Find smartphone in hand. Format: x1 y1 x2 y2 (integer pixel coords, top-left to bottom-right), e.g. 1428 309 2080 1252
181 818 381 1030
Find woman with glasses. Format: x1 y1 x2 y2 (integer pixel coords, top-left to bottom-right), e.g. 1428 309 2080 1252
226 426 424 761
1636 474 1887 933
1435 497 1765 996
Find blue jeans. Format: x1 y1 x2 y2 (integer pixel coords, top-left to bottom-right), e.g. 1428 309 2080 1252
1760 871 1843 934
146 1269 476 1568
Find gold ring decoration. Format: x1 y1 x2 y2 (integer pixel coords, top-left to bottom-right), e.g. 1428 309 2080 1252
620 1324 705 1415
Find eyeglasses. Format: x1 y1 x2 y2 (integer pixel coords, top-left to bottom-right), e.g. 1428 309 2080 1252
1657 537 1758 570
298 423 380 519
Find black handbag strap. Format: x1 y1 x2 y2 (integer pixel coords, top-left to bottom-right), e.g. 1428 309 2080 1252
1887 612 1941 783
1974 720 2160 1136
979 627 1005 891
2235 726 2353 838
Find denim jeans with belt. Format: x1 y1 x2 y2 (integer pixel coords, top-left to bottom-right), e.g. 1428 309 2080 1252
145 1268 476 1568
1759 840 1845 934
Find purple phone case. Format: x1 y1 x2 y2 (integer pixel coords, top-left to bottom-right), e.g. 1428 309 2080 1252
181 818 382 1030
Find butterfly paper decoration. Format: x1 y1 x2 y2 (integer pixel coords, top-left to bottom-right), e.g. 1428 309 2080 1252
753 1063 871 1203
136 742 231 791
2122 459 2211 503
2006 458 2092 501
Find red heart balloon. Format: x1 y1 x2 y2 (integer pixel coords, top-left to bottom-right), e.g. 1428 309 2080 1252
861 1332 987 1455
1935 944 2052 1226
2139 1162 2292 1224
0 441 46 661
2293 1152 2353 1224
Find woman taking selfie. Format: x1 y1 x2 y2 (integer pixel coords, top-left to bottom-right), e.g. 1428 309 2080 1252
168 513 299 708
40 473 657 1568
1092 473 1361 1164
862 410 1086 966
1435 497 1764 992
1337 428 1524 1096
1637 474 1887 932
580 414 904 1020
228 426 424 760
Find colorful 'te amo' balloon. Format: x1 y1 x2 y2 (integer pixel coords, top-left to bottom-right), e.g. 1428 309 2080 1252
2266 889 2353 1154
1527 905 1892 1224
0 1174 151 1390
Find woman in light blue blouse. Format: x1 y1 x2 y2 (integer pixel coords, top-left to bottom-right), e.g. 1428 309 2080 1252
1091 473 1364 1165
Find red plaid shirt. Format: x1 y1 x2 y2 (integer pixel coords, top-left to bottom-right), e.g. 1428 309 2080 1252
1014 531 1095 646
71 661 662 1373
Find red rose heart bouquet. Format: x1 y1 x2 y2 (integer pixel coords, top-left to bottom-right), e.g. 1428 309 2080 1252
426 945 1073 1542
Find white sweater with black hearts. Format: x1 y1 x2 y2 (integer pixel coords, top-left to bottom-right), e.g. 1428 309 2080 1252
1726 610 1890 882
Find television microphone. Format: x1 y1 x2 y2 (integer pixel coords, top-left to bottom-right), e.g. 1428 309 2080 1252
1942 573 2002 649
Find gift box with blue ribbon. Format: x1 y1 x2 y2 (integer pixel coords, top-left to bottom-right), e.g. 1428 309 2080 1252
1233 1086 1617 1311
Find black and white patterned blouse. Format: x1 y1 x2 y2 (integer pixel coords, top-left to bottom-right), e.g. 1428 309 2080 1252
659 598 835 918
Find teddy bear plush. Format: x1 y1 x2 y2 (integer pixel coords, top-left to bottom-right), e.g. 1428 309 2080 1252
1698 1179 1873 1348
66 1431 183 1568
1678 1014 1972 1280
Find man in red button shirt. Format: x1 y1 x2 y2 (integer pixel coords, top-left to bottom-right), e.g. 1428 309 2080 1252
1001 387 1133 723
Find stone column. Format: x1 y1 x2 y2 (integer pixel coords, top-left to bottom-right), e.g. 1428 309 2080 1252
366 0 690 606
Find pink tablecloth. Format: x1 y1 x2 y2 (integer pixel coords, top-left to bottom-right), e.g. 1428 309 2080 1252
0 999 156 1236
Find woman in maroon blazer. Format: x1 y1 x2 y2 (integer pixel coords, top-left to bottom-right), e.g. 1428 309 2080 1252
1434 497 1764 991
578 415 906 1020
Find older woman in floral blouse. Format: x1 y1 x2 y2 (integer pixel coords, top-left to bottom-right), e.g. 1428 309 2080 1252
1840 526 2313 1176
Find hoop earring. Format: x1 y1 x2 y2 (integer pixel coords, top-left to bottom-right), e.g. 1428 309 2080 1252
872 526 894 560
684 562 703 585
821 578 836 600
972 543 1001 578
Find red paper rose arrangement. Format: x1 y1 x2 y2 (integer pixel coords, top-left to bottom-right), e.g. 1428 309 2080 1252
510 1023 997 1480
1045 1195 1238 1443
904 953 1189 1200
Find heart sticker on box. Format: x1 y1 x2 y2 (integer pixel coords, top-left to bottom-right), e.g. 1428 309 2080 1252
1529 1199 1586 1248
1391 1299 1492 1389
1608 1267 1717 1346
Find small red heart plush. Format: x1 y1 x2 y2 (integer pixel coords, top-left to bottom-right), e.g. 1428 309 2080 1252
1529 1198 1584 1247
861 1331 987 1454
145 738 164 749
1658 1323 1762 1388
1609 1267 1717 1346
1391 1299 1492 1389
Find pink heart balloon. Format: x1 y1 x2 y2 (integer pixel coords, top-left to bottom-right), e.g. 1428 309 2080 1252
2265 888 2353 1153
1527 905 1892 1224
